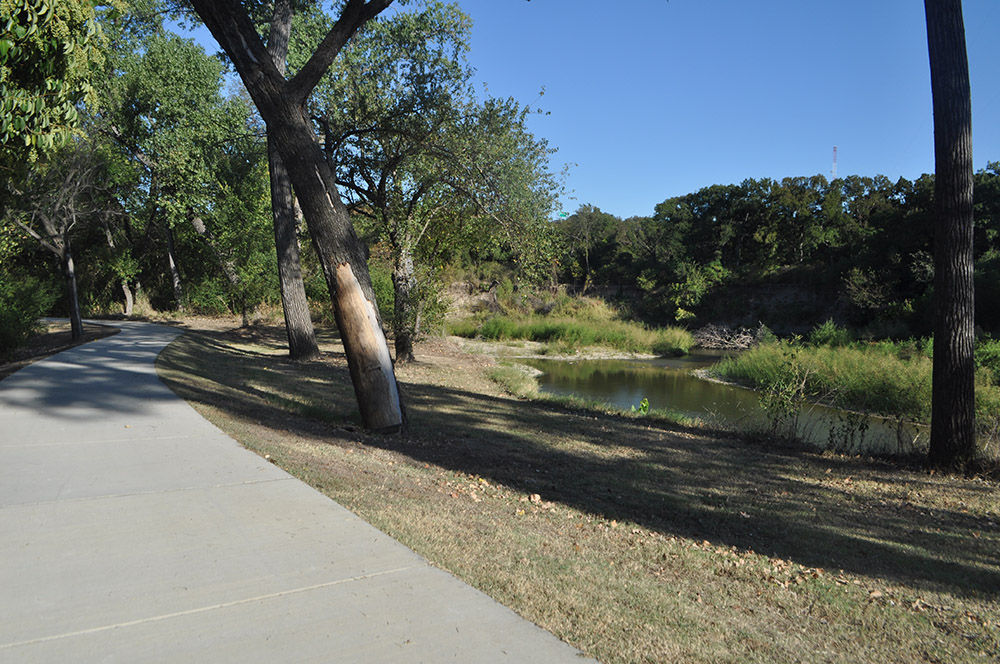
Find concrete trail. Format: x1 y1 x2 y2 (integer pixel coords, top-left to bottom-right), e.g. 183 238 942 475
0 321 596 662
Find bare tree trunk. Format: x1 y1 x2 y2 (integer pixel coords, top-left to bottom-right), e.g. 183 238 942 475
122 281 134 316
62 243 83 341
925 0 976 469
267 0 320 360
165 225 184 311
392 244 417 363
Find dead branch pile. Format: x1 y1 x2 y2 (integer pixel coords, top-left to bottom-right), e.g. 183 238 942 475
694 323 770 349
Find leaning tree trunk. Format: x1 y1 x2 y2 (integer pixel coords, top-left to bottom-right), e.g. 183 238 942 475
266 0 320 360
190 0 404 433
392 243 418 363
62 242 83 341
925 0 976 469
269 116 404 431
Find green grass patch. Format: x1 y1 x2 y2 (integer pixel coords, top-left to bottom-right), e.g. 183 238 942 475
714 338 1000 458
451 314 693 356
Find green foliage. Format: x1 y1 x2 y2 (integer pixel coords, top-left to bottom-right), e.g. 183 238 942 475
549 166 1000 336
808 319 852 347
630 397 649 415
452 313 693 356
715 341 933 423
0 0 104 162
976 337 1000 385
0 270 57 359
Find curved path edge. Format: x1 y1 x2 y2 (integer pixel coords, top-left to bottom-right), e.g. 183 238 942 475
0 320 597 663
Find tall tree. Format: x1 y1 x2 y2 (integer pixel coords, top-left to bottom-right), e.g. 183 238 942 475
266 0 320 360
924 0 976 469
6 141 113 339
309 4 558 361
189 0 404 432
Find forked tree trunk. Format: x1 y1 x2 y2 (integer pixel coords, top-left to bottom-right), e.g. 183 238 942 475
270 117 404 431
925 0 977 469
191 0 404 432
267 0 320 361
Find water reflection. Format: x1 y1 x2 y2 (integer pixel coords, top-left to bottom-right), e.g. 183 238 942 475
522 353 926 454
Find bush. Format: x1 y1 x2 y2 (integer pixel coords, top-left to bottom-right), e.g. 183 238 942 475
808 319 852 347
0 273 58 360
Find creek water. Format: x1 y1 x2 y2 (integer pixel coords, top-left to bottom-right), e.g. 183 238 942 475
521 352 926 454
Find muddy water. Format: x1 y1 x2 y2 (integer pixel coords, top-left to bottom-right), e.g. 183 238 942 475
522 352 926 454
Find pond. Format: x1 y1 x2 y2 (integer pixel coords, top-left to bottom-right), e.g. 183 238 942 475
521 352 926 454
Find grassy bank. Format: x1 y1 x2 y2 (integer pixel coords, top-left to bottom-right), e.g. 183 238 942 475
156 321 1000 664
713 334 1000 459
450 315 693 356
447 291 694 356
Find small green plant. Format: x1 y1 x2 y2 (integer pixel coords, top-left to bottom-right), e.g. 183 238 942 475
631 397 650 415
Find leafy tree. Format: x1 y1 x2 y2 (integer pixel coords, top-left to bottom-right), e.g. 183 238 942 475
98 20 271 318
558 204 620 290
924 0 976 469
0 0 103 172
306 1 558 362
4 140 115 339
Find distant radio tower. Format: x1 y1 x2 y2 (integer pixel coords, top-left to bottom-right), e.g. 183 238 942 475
832 146 838 181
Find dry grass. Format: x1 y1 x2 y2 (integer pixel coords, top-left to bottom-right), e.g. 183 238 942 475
155 322 1000 664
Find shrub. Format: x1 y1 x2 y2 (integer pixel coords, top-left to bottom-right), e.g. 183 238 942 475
0 273 58 360
808 319 852 347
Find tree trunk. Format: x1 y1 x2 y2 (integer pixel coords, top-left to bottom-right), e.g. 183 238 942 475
62 243 83 341
190 0 404 433
122 281 134 316
271 117 404 431
392 243 418 363
268 143 320 359
267 0 320 361
925 0 976 469
165 225 185 311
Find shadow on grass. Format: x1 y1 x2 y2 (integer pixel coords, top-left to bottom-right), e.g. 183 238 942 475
157 329 1000 602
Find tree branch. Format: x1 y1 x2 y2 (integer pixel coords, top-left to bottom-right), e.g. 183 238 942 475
287 0 395 103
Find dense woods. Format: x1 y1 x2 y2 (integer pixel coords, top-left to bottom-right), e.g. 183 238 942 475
553 167 1000 339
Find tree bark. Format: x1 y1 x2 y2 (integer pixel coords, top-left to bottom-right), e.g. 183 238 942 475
165 224 185 311
392 243 417 363
925 0 976 469
122 281 134 316
267 0 320 361
63 242 83 341
190 0 404 432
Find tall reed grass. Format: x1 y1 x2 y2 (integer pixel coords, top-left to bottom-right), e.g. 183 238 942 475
450 314 694 356
714 338 1000 456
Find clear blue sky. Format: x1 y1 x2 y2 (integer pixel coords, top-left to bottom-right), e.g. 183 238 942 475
186 0 1000 220
448 0 1000 219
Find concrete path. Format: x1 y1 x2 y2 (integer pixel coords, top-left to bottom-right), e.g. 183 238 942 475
0 321 595 662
